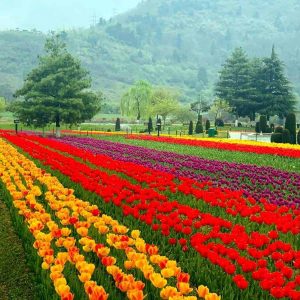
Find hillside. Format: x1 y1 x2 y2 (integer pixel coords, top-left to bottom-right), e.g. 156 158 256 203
0 0 300 108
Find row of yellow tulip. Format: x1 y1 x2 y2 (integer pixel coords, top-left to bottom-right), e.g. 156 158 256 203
62 129 300 150
0 138 220 300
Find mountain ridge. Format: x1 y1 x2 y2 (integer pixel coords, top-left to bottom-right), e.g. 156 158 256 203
0 0 299 108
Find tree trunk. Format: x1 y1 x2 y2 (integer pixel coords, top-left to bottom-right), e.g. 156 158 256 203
55 113 61 138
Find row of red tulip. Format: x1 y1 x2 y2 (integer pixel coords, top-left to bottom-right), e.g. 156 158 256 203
126 135 300 158
17 133 300 235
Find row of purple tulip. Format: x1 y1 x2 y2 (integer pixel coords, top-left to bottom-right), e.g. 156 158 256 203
56 136 300 207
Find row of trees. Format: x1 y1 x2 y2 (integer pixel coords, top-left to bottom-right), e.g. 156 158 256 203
120 80 233 128
120 81 180 126
216 46 295 120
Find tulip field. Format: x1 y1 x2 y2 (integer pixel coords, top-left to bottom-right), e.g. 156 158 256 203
0 131 300 300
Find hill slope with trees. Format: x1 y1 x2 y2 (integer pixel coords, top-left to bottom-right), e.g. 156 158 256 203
0 0 299 107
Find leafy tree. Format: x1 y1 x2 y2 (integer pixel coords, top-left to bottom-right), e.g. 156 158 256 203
0 97 6 113
256 46 295 118
150 87 179 126
120 80 152 120
209 98 231 126
174 106 195 124
190 94 210 119
13 34 101 137
215 47 253 118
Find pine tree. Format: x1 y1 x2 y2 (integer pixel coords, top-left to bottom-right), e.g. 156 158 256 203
188 121 193 135
285 113 296 144
13 34 101 137
148 117 153 133
215 47 253 118
115 118 121 131
256 46 295 118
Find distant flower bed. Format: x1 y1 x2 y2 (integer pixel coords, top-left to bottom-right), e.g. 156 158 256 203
126 135 300 158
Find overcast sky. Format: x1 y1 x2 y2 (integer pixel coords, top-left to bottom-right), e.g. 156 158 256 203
0 0 142 31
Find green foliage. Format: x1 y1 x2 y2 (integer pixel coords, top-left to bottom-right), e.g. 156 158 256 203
255 122 261 133
257 47 295 118
282 129 291 143
210 98 231 125
216 47 295 119
174 106 195 124
188 120 193 135
271 133 283 143
0 97 6 113
275 126 284 133
150 87 180 125
216 48 253 118
215 119 224 127
285 113 297 144
190 96 210 118
205 119 210 131
195 120 204 133
148 117 153 132
115 118 121 131
120 80 152 120
297 130 300 145
12 34 101 131
259 115 267 133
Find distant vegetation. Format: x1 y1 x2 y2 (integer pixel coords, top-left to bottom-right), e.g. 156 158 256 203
0 0 300 110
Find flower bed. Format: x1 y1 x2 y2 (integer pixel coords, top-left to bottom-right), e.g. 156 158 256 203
126 135 300 159
2 132 300 299
0 138 218 300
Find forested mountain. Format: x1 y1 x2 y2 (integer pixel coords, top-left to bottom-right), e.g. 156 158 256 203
1 0 300 108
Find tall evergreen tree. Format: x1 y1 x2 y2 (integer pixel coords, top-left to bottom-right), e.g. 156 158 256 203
13 34 101 137
215 47 253 118
256 46 295 118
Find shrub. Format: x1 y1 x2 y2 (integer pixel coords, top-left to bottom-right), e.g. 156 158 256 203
275 126 284 133
139 129 148 133
188 121 193 135
282 129 291 143
298 130 300 145
270 124 275 132
195 120 203 134
148 117 153 133
215 118 224 127
265 126 272 133
238 122 242 127
285 113 296 144
205 120 210 131
271 133 283 143
115 118 121 131
255 122 260 133
259 115 267 133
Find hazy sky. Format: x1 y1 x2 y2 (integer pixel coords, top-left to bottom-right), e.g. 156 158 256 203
0 0 142 31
